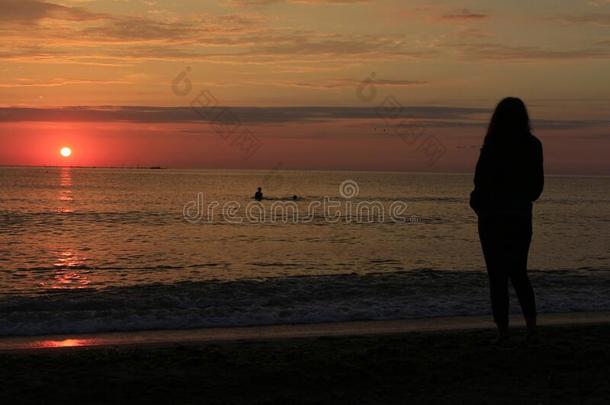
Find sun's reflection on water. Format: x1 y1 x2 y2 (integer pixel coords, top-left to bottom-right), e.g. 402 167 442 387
36 338 95 348
58 167 74 212
35 169 94 291
39 250 91 290
46 269 91 290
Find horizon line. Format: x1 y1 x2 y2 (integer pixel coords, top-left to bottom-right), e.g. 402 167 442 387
2 164 609 178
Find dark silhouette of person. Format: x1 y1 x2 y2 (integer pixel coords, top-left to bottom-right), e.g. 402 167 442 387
292 195 298 201
470 97 544 343
254 187 263 201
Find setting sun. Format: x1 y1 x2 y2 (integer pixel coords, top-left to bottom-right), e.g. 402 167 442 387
60 147 72 157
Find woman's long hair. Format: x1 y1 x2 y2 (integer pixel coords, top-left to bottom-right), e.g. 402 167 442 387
484 97 531 149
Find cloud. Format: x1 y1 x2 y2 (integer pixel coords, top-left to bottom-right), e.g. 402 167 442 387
554 13 610 26
0 105 488 124
0 45 64 59
78 18 202 43
226 0 369 6
244 34 431 58
0 0 105 23
0 106 605 133
0 0 264 45
440 9 488 21
290 0 369 3
224 0 282 5
2 0 421 64
267 78 428 89
449 42 610 60
0 28 433 64
0 78 129 88
397 6 489 24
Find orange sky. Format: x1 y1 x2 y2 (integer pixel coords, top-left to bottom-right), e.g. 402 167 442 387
1 0 609 173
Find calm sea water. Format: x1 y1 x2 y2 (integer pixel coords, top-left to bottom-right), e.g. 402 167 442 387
1 167 609 335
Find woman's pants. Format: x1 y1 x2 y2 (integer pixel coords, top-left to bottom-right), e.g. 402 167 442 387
478 214 537 327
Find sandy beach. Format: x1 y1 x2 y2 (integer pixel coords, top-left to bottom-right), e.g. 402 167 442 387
1 313 610 404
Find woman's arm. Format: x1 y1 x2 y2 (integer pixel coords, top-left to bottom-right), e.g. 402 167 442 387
529 137 544 202
470 147 490 212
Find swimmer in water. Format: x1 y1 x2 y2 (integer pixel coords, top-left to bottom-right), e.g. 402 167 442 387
254 187 263 201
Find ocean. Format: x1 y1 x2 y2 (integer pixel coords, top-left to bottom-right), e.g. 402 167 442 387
1 167 609 336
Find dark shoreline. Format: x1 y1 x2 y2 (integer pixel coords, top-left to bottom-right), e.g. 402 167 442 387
1 323 609 404
2 312 609 351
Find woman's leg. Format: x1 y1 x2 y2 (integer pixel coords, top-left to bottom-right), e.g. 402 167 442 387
510 269 536 322
489 268 510 332
508 216 537 335
479 218 510 332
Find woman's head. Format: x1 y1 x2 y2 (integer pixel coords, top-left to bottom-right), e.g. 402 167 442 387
485 97 531 146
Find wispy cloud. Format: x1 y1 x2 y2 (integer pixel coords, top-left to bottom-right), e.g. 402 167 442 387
448 42 610 61
440 9 488 21
552 12 610 26
0 106 605 132
397 6 489 24
0 0 106 23
0 105 487 124
225 0 369 6
0 78 129 88
268 78 428 89
0 0 430 65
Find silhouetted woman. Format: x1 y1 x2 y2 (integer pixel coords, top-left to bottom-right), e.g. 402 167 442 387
470 97 544 342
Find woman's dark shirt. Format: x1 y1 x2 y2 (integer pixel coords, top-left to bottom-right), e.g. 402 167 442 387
470 134 544 217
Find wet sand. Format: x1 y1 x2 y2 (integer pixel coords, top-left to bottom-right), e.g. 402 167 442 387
1 313 610 404
2 311 609 351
